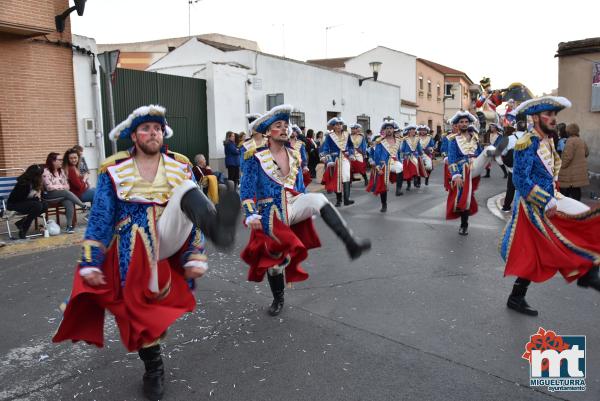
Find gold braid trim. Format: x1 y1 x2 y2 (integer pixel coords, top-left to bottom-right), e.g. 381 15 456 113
515 133 533 151
99 151 131 173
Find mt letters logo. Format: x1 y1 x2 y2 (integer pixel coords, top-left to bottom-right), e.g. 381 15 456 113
522 327 586 392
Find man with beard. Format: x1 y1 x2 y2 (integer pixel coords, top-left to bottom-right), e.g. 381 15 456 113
53 105 240 401
320 117 356 206
240 105 371 316
501 96 600 316
447 111 482 235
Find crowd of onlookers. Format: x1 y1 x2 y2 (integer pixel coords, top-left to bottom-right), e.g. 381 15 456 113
5 145 94 239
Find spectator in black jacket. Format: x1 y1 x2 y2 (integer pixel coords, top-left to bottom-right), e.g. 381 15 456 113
7 164 48 239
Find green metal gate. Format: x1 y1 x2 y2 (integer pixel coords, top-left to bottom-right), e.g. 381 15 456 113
101 68 208 162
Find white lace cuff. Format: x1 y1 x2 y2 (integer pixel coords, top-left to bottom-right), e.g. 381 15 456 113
183 260 208 271
79 267 102 277
451 174 463 181
545 198 557 211
245 214 262 225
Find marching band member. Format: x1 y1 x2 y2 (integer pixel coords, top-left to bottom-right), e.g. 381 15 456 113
483 123 508 178
417 125 435 186
398 124 425 194
367 120 403 212
350 123 369 186
290 124 312 186
53 105 240 401
500 96 600 316
241 105 371 316
320 116 356 207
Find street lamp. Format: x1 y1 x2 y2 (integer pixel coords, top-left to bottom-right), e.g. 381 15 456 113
55 0 86 33
359 61 382 86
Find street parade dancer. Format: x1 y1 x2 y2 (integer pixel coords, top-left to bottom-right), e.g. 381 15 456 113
290 124 312 185
440 120 457 192
500 96 600 316
417 125 435 186
350 123 369 186
398 124 425 194
367 120 402 212
240 105 371 316
447 111 497 235
320 116 356 206
52 105 241 401
483 123 508 178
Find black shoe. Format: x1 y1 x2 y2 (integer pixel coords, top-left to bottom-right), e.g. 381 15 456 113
484 172 491 178
320 203 371 260
15 219 27 239
180 187 240 249
501 207 512 213
363 176 369 186
425 177 429 186
380 204 387 213
503 174 508 179
458 226 468 236
335 192 342 207
267 273 285 316
577 267 600 292
507 295 538 316
138 345 165 401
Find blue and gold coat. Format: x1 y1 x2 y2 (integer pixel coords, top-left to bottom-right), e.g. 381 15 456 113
447 133 482 178
240 145 305 236
79 149 205 282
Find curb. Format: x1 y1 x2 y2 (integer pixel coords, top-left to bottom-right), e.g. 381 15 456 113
487 192 511 222
0 229 84 258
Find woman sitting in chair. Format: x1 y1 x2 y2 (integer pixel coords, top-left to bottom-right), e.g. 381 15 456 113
64 148 96 204
42 152 88 234
7 164 48 239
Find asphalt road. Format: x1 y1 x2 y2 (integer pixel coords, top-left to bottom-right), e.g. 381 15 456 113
1 167 598 401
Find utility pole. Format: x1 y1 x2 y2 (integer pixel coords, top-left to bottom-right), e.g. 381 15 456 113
188 0 203 37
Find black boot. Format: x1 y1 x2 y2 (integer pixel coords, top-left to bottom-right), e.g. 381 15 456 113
335 192 342 207
414 177 420 188
507 278 538 316
320 203 371 259
484 168 491 178
577 266 600 291
406 180 411 191
267 272 285 316
396 180 403 196
425 176 429 186
459 211 469 236
138 345 165 401
380 192 387 213
363 173 368 186
343 182 354 206
500 165 508 179
180 187 240 249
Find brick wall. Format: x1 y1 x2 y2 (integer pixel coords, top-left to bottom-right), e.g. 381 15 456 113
0 0 77 172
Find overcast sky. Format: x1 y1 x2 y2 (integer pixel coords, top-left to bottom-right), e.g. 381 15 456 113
71 0 600 96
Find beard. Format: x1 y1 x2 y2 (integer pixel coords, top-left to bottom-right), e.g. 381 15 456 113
137 140 161 155
538 118 557 136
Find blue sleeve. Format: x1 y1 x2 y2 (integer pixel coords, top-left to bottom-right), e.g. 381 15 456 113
360 138 367 154
240 155 259 219
417 142 423 156
513 140 553 209
346 136 355 156
447 140 461 177
300 144 308 167
319 136 332 163
181 226 207 268
80 173 117 269
441 137 449 155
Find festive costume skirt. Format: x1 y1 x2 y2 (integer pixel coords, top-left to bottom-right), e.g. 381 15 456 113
351 159 367 175
446 165 480 219
402 158 421 180
322 157 348 193
443 159 451 191
53 232 196 352
241 217 321 283
302 169 312 186
501 198 600 283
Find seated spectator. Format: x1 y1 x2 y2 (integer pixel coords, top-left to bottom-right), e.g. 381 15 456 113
72 145 89 175
64 148 96 204
42 152 89 234
192 154 220 204
7 164 48 239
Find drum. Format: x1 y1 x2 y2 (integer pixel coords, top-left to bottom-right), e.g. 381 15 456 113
423 154 433 171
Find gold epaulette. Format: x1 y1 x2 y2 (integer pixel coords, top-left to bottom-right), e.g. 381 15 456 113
447 134 457 141
169 151 191 165
374 136 383 144
99 150 131 173
515 133 533 151
244 147 257 160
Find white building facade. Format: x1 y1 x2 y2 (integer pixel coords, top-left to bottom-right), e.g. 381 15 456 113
72 34 105 183
148 38 403 166
342 46 417 126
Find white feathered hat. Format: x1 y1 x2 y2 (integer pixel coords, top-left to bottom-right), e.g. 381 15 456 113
109 105 173 141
